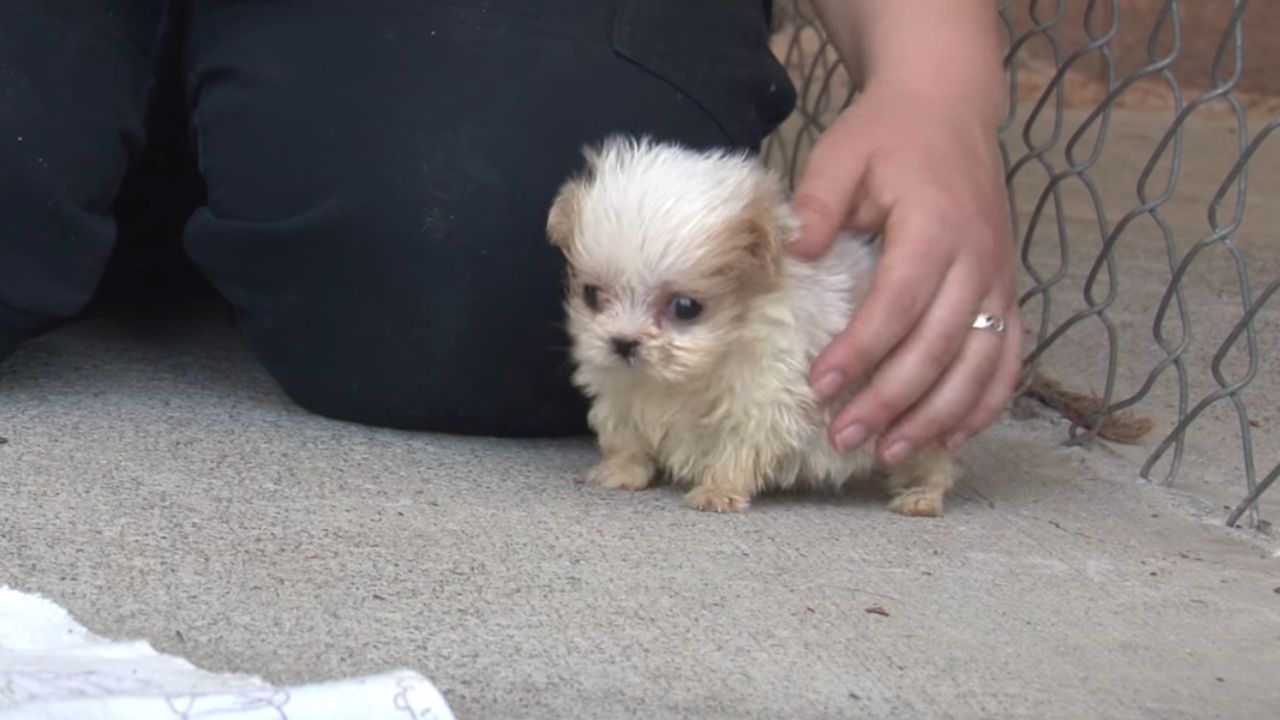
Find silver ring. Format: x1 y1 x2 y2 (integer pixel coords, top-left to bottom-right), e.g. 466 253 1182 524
972 313 1006 334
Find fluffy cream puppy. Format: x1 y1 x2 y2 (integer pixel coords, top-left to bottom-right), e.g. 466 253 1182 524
547 135 955 515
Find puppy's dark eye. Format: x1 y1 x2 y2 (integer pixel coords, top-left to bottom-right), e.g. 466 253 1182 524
582 284 602 311
670 295 703 321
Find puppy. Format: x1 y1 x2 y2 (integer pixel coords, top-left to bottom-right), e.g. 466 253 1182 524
547 135 955 515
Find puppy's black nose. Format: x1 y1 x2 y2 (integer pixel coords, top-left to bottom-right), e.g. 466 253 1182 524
611 337 640 360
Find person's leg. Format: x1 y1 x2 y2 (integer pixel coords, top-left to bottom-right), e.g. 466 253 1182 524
182 0 796 436
0 0 168 361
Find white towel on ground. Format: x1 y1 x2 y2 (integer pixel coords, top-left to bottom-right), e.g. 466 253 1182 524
0 585 457 720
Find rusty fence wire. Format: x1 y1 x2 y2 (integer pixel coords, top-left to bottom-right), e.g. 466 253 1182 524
764 0 1279 531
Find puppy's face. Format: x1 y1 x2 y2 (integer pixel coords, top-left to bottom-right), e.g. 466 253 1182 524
547 137 793 386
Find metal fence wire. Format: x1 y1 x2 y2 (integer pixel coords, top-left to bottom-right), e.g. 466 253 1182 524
764 0 1279 531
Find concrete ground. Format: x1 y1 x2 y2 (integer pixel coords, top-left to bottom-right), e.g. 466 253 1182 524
3 108 1280 718
2 304 1278 720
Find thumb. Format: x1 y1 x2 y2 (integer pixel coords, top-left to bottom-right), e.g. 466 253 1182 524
785 141 870 260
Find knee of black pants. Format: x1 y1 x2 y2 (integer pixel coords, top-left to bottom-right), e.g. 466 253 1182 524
184 186 594 437
182 0 796 436
0 1 167 364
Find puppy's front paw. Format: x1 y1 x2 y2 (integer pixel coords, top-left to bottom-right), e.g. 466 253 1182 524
684 485 751 513
888 488 944 517
587 457 653 491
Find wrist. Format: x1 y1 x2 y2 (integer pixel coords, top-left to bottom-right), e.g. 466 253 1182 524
861 70 1005 132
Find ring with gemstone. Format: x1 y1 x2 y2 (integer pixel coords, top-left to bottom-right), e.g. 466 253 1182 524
971 313 1006 334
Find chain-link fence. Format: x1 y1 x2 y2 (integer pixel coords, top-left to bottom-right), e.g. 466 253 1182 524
765 0 1279 531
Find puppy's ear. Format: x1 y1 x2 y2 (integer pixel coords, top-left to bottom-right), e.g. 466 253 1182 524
735 189 796 285
546 176 585 255
548 144 604 254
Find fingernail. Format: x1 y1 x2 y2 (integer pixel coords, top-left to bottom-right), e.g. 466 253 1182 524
883 439 912 466
814 372 844 400
834 423 868 451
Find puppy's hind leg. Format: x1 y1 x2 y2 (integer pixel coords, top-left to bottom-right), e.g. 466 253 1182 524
884 446 956 518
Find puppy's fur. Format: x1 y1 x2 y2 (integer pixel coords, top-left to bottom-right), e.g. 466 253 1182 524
548 136 955 515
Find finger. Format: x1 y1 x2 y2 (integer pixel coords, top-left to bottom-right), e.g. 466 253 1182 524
874 308 1007 466
810 211 958 403
826 256 982 452
946 311 1025 447
785 136 872 259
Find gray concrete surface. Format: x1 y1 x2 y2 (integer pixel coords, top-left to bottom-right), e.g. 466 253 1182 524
1 302 1278 720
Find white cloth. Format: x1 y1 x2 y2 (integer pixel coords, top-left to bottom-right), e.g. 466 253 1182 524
0 586 456 720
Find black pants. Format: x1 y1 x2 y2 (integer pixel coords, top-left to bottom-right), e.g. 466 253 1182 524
0 0 795 436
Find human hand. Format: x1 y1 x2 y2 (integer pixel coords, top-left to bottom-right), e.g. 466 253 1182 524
786 79 1024 466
